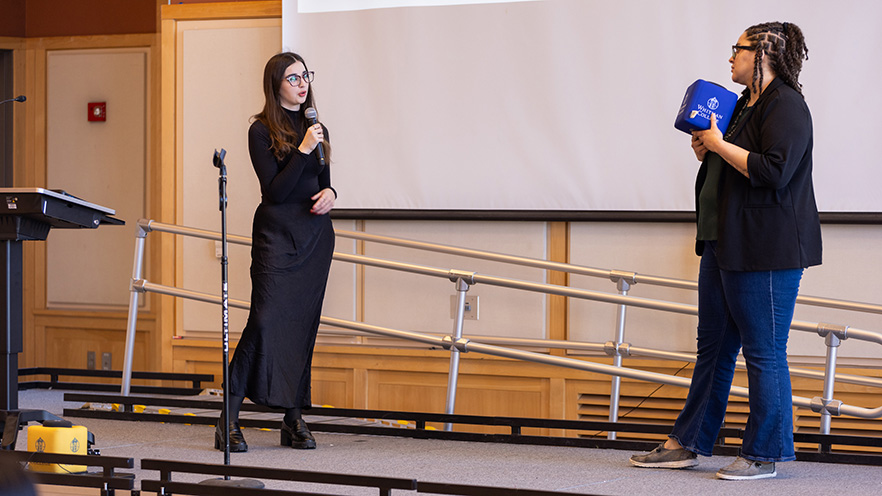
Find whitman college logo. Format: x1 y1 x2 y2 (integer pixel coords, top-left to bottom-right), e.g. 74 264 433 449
70 437 81 453
35 437 46 452
707 97 720 111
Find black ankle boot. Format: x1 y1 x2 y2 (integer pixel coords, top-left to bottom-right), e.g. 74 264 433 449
280 418 316 449
215 419 248 452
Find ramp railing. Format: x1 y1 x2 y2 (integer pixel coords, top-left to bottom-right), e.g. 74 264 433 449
122 219 882 441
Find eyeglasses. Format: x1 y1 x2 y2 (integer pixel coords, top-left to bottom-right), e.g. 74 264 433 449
731 45 754 58
284 71 315 87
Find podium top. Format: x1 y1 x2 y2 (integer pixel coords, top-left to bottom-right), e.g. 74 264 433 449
0 188 124 240
0 188 116 215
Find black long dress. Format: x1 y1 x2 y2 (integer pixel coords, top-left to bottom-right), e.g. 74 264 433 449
228 109 335 410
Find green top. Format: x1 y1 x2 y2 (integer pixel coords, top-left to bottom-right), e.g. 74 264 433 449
696 106 752 241
696 152 724 241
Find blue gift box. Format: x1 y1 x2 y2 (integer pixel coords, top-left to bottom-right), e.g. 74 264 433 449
674 79 739 134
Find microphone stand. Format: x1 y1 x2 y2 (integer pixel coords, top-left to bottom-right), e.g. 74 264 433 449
216 149 231 470
199 149 263 489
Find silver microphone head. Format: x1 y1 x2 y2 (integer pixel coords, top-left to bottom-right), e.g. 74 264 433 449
304 107 317 120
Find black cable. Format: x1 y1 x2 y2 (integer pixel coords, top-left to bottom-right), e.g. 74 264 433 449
585 361 693 438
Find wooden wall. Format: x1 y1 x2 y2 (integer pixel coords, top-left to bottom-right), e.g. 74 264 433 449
2 22 160 376
0 0 156 37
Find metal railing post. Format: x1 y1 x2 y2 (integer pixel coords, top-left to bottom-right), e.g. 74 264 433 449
606 271 635 439
444 270 475 431
121 220 150 396
814 324 848 438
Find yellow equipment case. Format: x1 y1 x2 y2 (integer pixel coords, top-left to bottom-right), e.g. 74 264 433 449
26 421 89 473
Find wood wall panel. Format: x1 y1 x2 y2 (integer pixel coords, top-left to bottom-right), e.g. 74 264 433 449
311 367 354 409
37 316 150 385
368 369 549 434
546 222 568 355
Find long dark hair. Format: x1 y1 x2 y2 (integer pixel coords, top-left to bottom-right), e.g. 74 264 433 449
254 52 331 161
744 21 809 95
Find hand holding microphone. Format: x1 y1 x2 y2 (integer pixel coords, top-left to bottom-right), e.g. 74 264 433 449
303 107 326 167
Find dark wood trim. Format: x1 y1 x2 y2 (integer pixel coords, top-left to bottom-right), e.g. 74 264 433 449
1 49 12 187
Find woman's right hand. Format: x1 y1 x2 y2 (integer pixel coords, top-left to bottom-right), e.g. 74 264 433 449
691 133 708 161
298 123 324 154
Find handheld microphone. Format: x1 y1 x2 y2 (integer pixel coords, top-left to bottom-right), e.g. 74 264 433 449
0 95 26 105
303 107 326 167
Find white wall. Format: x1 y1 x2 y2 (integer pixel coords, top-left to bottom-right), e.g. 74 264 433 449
282 0 882 212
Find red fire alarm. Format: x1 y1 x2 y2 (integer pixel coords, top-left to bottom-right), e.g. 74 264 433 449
88 102 106 122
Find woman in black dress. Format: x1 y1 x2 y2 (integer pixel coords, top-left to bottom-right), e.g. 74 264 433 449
216 52 336 452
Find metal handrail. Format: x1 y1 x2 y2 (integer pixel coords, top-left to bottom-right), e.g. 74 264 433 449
122 218 882 438
128 279 882 420
322 328 882 390
139 219 882 314
132 237 882 349
129 253 882 407
137 281 882 392
332 228 882 315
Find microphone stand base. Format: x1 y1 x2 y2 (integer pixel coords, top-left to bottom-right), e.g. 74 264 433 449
198 477 265 489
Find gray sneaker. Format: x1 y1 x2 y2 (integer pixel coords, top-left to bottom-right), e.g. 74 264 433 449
716 456 776 480
629 443 698 468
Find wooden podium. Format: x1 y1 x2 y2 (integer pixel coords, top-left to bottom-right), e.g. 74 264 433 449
0 188 123 449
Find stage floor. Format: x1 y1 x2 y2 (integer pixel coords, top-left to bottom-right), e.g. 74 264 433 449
13 389 882 495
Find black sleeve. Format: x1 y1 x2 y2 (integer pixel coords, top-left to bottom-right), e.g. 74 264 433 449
746 90 812 190
248 121 311 203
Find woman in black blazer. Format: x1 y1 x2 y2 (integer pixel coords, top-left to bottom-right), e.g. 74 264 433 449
630 21 821 480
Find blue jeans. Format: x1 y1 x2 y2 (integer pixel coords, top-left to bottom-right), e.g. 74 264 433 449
670 242 802 462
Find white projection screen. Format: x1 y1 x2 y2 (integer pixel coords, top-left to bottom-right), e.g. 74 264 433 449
283 0 881 213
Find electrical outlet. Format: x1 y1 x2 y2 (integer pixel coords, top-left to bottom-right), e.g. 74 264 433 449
87 351 96 370
215 240 222 258
449 295 479 320
101 352 112 371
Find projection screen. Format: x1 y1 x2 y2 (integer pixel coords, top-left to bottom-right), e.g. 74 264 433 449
282 0 881 212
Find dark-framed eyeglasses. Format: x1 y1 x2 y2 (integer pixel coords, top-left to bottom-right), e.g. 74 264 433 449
731 45 754 58
284 71 315 87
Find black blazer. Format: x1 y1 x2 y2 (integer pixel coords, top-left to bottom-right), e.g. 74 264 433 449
695 78 822 271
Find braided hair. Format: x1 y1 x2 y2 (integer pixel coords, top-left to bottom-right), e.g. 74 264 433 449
744 21 809 95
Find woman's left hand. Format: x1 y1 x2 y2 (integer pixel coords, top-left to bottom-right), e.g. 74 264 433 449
691 133 708 161
694 113 724 153
310 188 336 215
696 113 751 177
